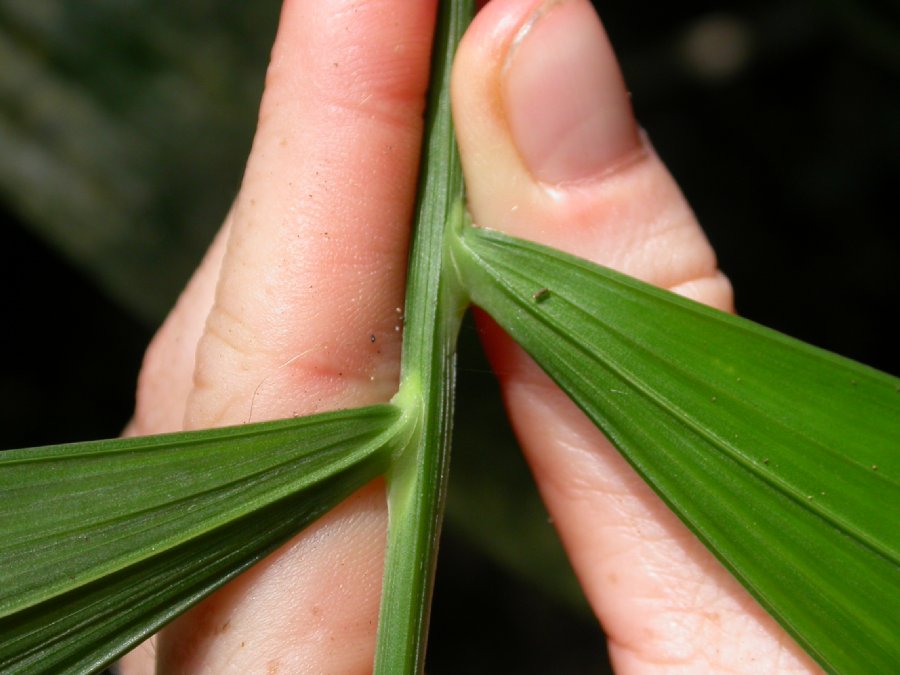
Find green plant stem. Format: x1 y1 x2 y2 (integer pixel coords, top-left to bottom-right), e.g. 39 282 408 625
373 1 473 672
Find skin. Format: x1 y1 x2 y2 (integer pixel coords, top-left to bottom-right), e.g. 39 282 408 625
121 0 822 672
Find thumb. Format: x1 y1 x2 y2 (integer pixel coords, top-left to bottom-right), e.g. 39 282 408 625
455 0 729 302
453 0 818 672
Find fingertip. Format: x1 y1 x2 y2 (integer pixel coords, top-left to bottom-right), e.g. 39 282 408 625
452 0 546 234
503 0 639 184
264 0 437 125
455 0 726 301
454 0 640 192
452 0 544 154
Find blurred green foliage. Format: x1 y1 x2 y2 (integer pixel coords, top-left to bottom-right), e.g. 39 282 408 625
1 0 897 672
0 0 280 321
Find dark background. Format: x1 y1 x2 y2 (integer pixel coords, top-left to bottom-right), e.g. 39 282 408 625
1 1 897 672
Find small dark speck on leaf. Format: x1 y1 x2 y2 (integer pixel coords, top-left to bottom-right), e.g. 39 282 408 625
763 458 769 465
532 288 550 302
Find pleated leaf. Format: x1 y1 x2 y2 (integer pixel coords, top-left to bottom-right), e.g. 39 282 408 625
453 225 900 674
0 404 401 674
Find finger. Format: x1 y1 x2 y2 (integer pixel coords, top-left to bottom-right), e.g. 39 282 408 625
144 1 437 672
125 213 232 439
454 1 818 672
186 1 437 429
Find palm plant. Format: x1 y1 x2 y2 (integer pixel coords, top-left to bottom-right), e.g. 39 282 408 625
1 2 897 673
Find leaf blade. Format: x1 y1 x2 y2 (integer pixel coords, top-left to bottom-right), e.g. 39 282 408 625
454 225 900 673
0 404 401 673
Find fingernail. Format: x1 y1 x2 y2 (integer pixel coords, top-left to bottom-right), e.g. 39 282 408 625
503 0 640 184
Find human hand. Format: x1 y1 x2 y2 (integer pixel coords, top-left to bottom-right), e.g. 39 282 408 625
121 0 820 672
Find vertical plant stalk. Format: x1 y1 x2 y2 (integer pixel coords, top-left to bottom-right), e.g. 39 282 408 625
373 1 474 673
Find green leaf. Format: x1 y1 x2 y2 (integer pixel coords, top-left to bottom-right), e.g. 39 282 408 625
452 225 900 674
0 404 402 673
